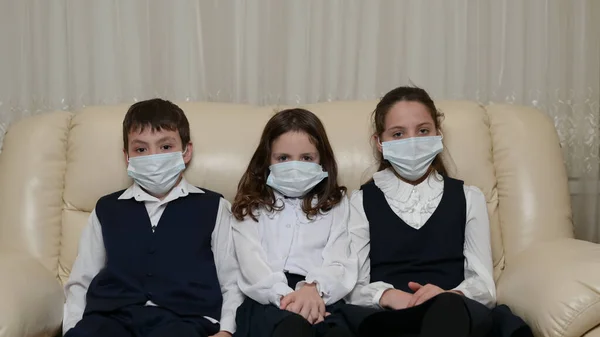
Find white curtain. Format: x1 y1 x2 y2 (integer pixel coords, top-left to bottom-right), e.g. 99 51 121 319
1 0 599 240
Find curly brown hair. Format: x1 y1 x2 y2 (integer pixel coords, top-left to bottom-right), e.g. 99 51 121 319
232 108 346 221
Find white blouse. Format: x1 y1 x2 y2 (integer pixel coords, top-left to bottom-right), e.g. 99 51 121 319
346 169 496 308
232 193 358 307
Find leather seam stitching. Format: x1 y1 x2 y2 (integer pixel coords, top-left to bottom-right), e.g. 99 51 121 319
561 297 600 337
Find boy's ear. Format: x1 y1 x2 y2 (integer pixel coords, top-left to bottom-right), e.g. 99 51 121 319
183 142 193 165
123 149 129 166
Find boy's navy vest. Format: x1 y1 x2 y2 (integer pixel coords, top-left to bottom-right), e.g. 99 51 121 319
84 188 223 320
361 176 466 292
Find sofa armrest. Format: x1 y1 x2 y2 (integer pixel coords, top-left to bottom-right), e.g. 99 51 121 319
497 238 600 337
0 254 64 337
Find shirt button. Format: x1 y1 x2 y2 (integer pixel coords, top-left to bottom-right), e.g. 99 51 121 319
286 224 291 228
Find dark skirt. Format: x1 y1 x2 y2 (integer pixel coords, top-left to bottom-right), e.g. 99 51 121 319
333 293 532 337
234 297 352 337
234 273 353 337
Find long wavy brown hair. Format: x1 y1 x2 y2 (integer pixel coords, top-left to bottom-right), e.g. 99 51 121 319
232 108 346 221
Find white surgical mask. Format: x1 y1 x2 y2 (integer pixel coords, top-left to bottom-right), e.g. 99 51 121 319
266 161 328 198
127 150 186 196
381 135 443 181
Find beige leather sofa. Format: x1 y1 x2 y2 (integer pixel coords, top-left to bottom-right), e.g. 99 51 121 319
0 101 599 337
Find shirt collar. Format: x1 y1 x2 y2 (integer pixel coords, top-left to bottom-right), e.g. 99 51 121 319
118 177 204 203
373 168 443 202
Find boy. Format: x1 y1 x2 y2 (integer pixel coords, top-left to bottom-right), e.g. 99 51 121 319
63 99 243 337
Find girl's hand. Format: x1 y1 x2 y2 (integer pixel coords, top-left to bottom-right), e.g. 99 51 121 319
379 289 413 310
406 282 445 307
280 283 326 324
313 312 331 324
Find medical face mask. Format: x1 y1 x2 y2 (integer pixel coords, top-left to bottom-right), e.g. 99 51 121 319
381 135 443 181
266 161 329 198
127 150 186 196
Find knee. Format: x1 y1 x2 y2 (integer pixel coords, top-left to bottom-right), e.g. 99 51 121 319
273 314 312 337
433 291 465 306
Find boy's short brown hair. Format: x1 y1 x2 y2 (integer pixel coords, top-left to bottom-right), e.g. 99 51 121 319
122 98 191 151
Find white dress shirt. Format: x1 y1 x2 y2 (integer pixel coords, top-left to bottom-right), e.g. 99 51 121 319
346 169 496 309
63 178 244 335
232 193 358 307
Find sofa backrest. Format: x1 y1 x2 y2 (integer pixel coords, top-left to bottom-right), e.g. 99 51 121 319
0 101 573 284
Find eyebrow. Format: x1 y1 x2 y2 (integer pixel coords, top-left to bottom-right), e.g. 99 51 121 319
386 122 433 131
386 126 405 132
157 136 177 143
272 152 319 157
130 139 148 146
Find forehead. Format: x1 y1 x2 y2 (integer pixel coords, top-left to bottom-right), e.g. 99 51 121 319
385 101 435 128
128 127 181 143
271 131 317 153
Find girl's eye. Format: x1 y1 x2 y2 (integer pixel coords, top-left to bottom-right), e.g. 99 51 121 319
393 131 403 138
135 148 146 153
161 145 173 151
419 128 430 134
302 156 314 161
277 155 288 162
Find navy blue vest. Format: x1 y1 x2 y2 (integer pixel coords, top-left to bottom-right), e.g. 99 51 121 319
362 176 466 292
84 188 223 320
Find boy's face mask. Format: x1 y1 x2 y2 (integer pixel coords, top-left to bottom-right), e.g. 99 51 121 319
127 149 187 196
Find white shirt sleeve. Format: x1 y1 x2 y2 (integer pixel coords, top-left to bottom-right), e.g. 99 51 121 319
452 186 497 308
299 196 358 305
212 199 246 334
63 209 106 335
345 190 395 308
232 212 294 307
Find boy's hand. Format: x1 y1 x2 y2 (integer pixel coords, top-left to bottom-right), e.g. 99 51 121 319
280 283 326 324
379 289 412 310
209 331 232 337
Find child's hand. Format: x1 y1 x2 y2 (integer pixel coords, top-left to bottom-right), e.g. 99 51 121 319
379 289 412 310
280 283 326 324
209 331 232 337
406 282 444 307
313 311 331 324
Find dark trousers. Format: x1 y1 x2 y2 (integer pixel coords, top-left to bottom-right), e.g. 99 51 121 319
64 305 220 337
